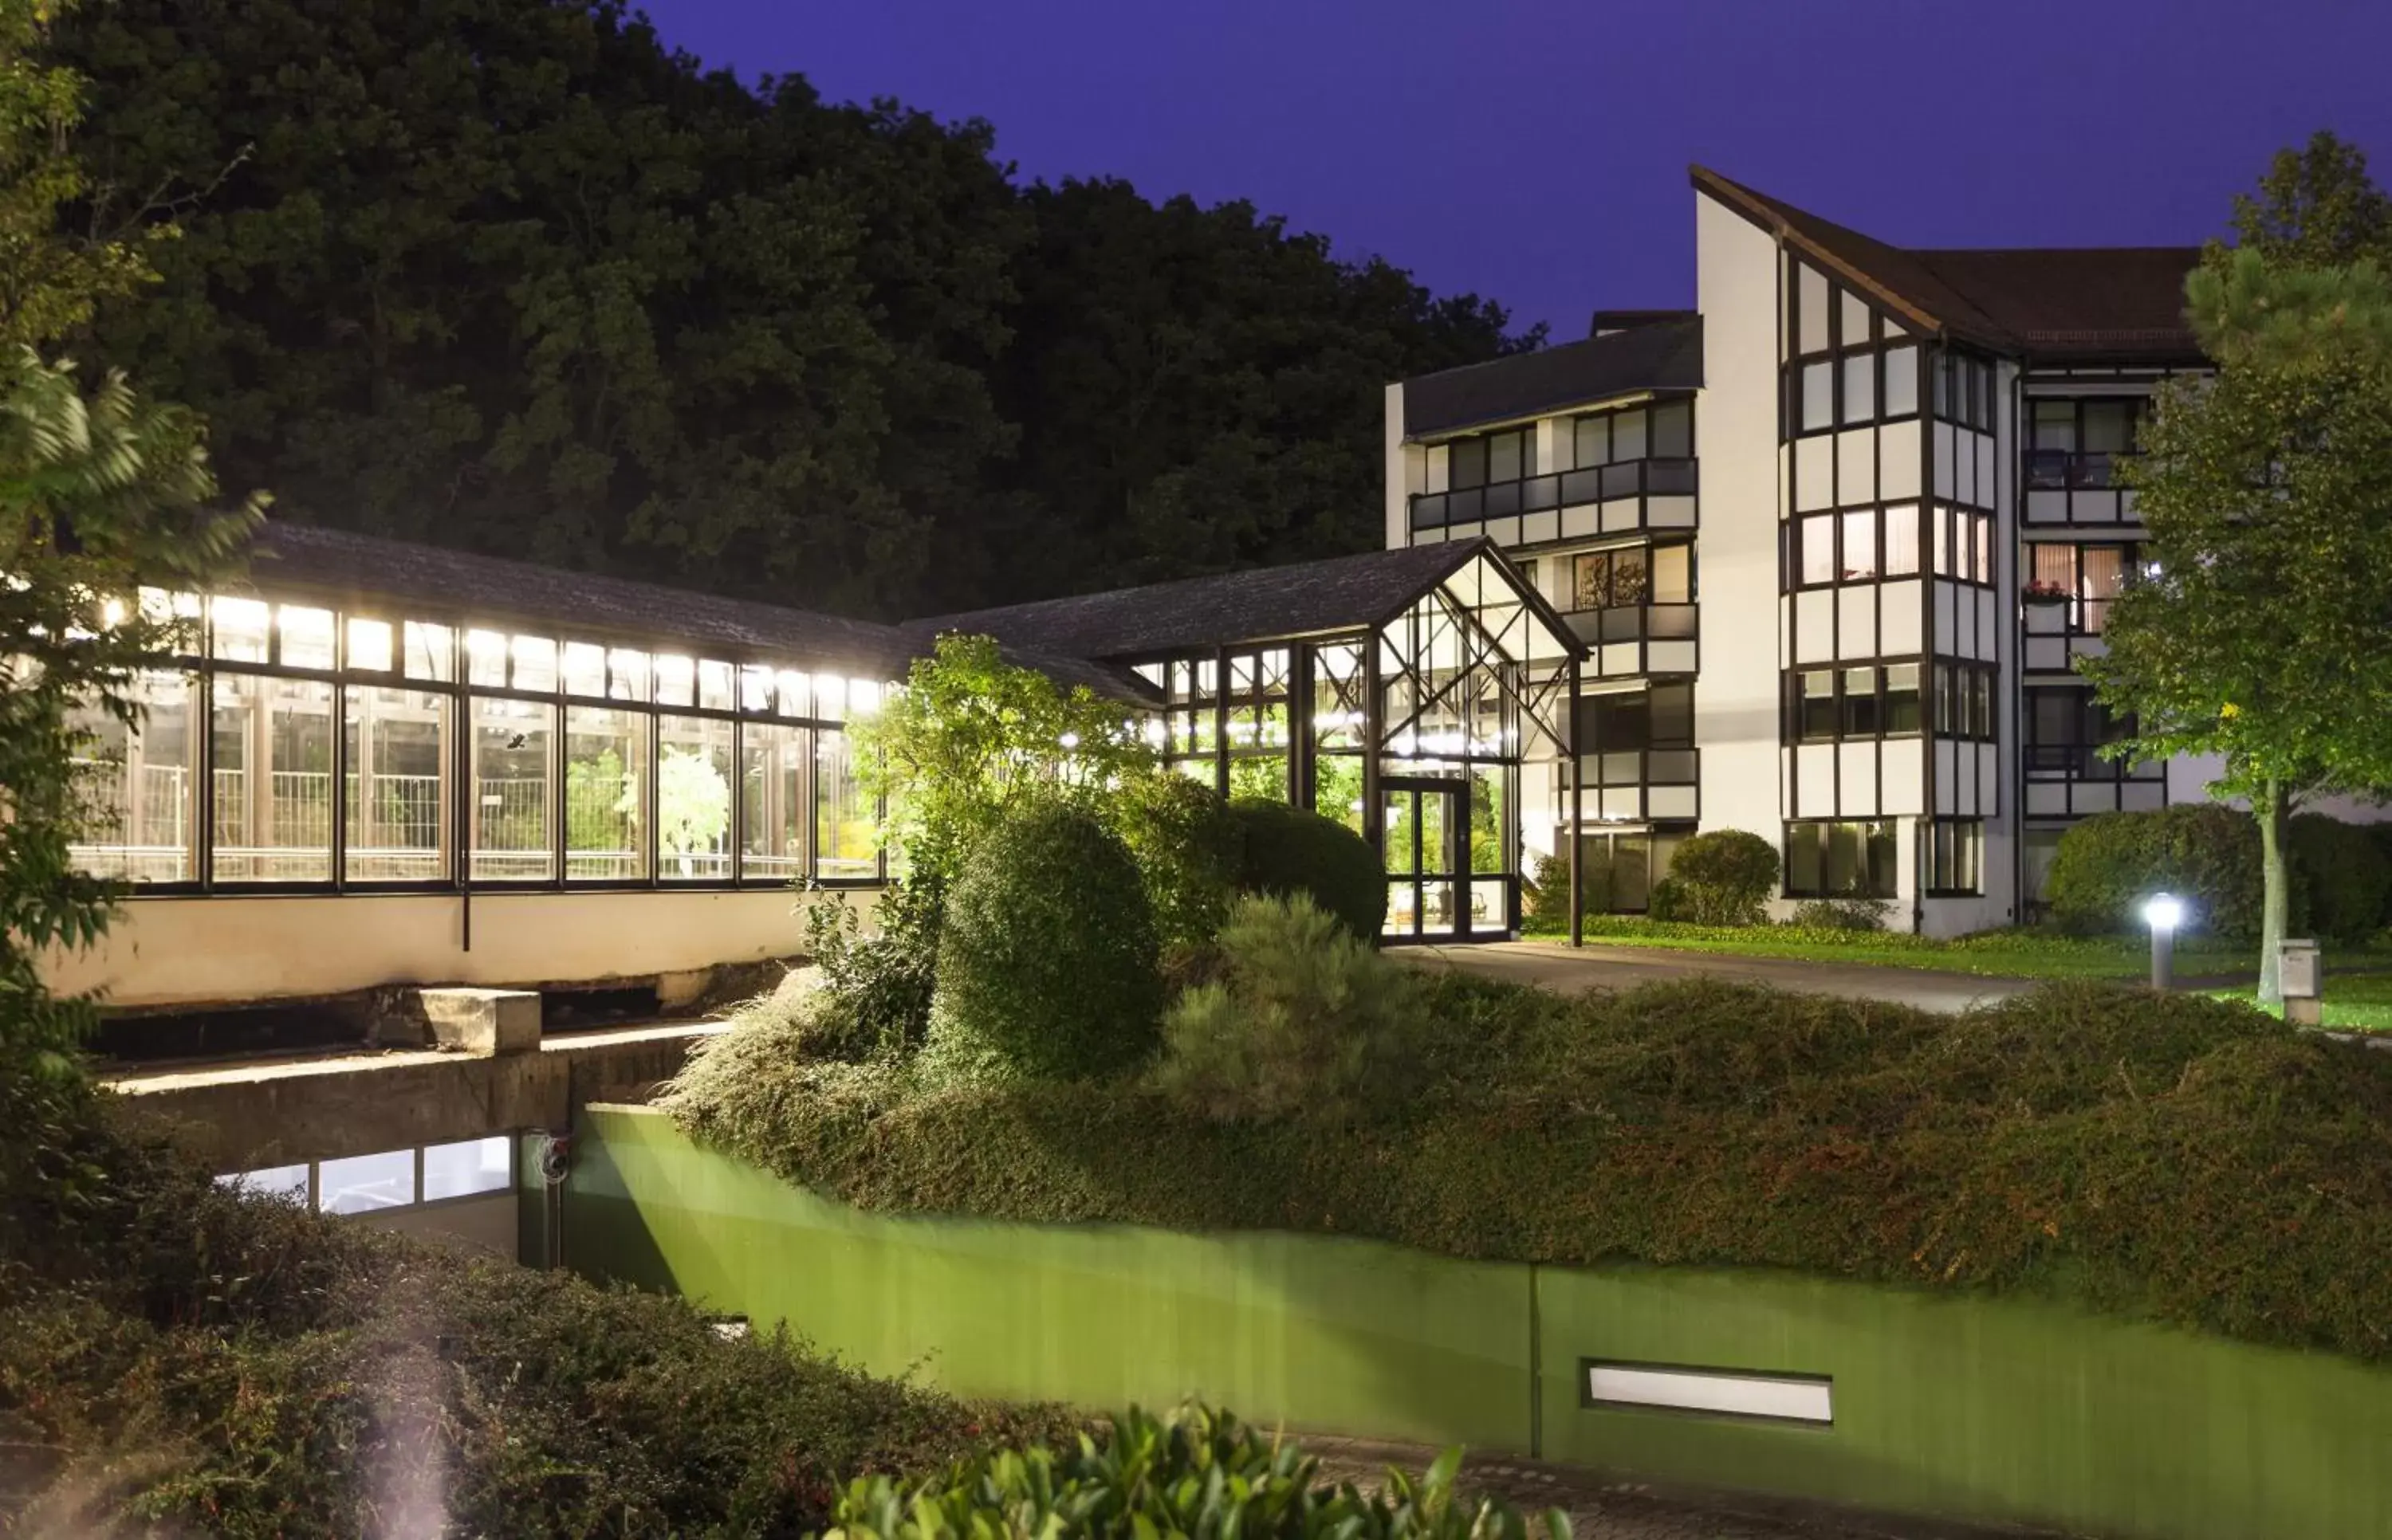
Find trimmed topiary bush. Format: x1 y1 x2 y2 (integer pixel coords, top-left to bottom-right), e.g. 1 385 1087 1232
1664 828 1780 925
924 799 1165 1084
1227 798 1386 942
1158 894 1426 1122
2289 813 2392 945
1117 772 1243 950
2046 804 2263 937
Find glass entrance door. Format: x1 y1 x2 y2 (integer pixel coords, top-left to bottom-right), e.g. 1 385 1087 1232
1382 779 1474 941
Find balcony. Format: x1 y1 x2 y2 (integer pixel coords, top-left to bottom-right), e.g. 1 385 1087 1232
1410 458 1698 532
2025 449 2138 490
1563 603 1698 647
1570 746 1700 823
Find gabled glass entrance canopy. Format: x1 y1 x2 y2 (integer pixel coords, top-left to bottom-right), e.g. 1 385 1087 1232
915 540 1584 941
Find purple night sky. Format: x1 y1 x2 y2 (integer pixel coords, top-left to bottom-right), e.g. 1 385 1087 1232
643 0 2392 338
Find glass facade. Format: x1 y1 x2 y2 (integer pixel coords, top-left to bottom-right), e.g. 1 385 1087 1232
68 588 889 890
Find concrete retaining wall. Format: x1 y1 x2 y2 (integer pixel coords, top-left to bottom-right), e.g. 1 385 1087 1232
565 1105 2392 1540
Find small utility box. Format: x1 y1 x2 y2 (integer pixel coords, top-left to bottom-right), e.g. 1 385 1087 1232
2280 939 2322 1027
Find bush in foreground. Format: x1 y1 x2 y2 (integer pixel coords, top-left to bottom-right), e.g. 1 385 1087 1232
924 800 1164 1085
1118 772 1244 951
820 1402 1567 1540
673 976 2392 1365
0 1096 1069 1535
1228 799 1387 942
1157 894 1426 1122
1662 830 1778 926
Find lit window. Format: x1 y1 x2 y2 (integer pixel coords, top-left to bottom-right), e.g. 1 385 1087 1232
404 621 454 682
345 686 450 881
348 618 394 673
776 670 812 718
317 1149 415 1214
816 728 877 879
741 722 809 880
654 653 695 708
565 705 650 880
211 673 336 882
422 1136 512 1201
740 664 773 714
1840 510 1878 580
562 642 607 698
68 670 197 884
608 648 650 702
698 660 734 712
511 634 557 693
470 697 555 881
466 629 509 688
211 596 271 662
278 605 336 670
1800 514 1836 587
846 679 881 717
659 717 735 880
1883 505 1920 576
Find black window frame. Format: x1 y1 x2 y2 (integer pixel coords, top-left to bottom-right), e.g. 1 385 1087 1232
1783 818 1899 899
1925 817 1985 897
1787 662 1927 744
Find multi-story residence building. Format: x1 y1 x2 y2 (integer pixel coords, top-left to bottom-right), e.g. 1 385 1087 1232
1386 165 2271 934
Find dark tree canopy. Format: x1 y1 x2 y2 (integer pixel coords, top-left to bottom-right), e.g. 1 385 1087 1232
52 0 1530 619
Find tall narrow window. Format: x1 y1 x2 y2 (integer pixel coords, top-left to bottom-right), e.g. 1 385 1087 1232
470 697 554 881
740 722 810 882
1841 353 1875 424
1840 510 1878 580
1842 666 1881 737
2080 545 2127 632
1611 411 1647 463
345 686 449 881
1883 505 1920 576
1883 345 1918 417
1799 670 1837 741
1800 360 1833 432
1650 399 1693 458
659 716 734 880
212 673 335 882
1884 664 1922 735
565 705 648 880
1800 514 1836 586
816 729 876 879
69 671 196 883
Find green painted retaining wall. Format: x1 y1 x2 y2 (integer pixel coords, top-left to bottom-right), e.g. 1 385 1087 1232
567 1106 2392 1540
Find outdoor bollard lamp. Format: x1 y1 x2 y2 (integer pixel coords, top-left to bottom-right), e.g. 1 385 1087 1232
2142 892 2183 991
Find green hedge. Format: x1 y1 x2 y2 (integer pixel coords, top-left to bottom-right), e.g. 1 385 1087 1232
927 800 1164 1084
2289 812 2392 943
2045 804 2265 937
670 976 2392 1365
1227 799 1386 942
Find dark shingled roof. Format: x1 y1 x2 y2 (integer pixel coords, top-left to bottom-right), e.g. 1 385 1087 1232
241 523 1151 701
1691 166 2201 363
1402 320 1702 438
913 539 1567 662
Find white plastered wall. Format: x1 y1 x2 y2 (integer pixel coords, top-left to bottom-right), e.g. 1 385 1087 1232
1691 191 1788 906
43 886 856 1009
1384 383 1410 550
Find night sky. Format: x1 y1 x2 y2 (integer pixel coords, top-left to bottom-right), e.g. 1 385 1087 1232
643 0 2392 339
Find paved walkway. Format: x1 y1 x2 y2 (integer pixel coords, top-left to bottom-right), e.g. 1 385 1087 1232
1396 941 2036 1014
1304 1437 2056 1540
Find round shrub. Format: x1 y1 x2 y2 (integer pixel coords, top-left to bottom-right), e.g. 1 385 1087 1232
2289 813 2392 944
1227 798 1386 942
2044 804 2264 937
1646 875 1694 922
1664 829 1780 926
1115 772 1242 950
925 800 1165 1084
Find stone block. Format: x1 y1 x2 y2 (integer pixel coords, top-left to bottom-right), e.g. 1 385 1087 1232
420 988 541 1056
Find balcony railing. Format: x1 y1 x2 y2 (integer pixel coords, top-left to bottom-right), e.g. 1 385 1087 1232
2024 744 2163 780
1576 747 1699 789
1410 458 1698 530
2025 450 2135 491
1563 603 1698 647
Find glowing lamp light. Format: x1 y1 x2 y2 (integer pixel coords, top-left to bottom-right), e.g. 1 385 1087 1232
1057 731 1080 750
2142 891 2182 991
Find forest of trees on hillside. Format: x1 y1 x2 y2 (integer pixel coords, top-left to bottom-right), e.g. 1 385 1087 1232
51 0 1536 619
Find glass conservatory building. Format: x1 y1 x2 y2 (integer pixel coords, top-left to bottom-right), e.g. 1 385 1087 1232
919 540 1581 941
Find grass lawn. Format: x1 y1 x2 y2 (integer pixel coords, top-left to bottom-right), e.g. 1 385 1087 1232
2205 970 2392 1032
1520 916 2392 984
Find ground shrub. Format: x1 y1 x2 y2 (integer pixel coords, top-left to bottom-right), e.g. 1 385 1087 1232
1788 897 1893 933
800 881 942 1060
673 976 2392 1365
1662 830 1778 925
2288 812 2392 944
2044 804 2264 937
1156 894 1426 1122
0 1098 1073 1536
923 799 1164 1085
822 1402 1564 1540
1644 876 1694 922
1118 772 1243 950
1226 799 1386 942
